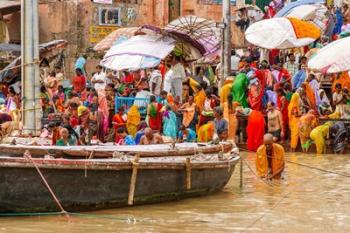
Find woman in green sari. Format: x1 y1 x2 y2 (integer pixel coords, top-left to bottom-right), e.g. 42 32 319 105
232 73 249 108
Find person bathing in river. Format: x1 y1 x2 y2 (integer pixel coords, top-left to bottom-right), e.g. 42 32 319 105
256 133 285 180
267 102 284 142
140 127 164 145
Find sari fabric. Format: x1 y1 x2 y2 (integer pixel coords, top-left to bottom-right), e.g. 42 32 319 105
197 121 215 143
163 110 177 139
247 110 265 152
256 143 285 179
310 122 332 154
220 83 233 104
127 105 141 137
303 82 316 111
148 103 163 131
194 89 206 114
332 72 350 92
232 73 249 108
292 69 306 89
248 70 265 111
223 102 238 142
298 112 317 149
288 93 301 149
277 95 289 136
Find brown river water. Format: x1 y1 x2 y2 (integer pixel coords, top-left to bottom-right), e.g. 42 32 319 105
1 152 350 233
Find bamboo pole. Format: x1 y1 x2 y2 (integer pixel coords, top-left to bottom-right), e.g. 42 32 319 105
185 157 192 190
128 154 140 205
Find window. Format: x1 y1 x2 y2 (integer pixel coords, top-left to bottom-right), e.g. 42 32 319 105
98 7 121 26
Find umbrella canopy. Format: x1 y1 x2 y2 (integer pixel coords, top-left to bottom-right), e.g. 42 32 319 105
308 37 350 73
140 25 206 60
165 16 220 55
245 17 321 49
101 34 175 70
275 1 328 32
275 0 325 17
93 27 140 52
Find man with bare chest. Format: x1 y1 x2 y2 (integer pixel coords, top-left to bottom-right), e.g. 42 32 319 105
140 127 164 145
267 102 284 142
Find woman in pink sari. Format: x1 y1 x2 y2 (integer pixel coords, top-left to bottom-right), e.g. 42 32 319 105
97 90 109 143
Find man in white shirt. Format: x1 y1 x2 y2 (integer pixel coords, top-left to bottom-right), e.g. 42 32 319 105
230 50 240 72
91 65 107 91
163 64 173 93
150 67 162 96
171 56 186 102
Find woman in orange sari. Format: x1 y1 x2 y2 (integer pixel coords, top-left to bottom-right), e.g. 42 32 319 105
247 110 265 152
288 93 301 152
223 94 238 142
127 105 141 137
197 120 215 142
301 82 316 111
180 96 197 132
147 95 163 131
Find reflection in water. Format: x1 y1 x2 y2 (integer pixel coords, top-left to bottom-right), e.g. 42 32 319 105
1 152 350 232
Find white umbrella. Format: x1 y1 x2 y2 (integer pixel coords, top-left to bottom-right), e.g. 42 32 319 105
103 34 175 59
308 37 350 73
245 17 321 49
101 34 175 70
102 55 161 71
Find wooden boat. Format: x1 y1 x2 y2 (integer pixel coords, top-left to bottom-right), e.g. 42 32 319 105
0 143 240 213
0 142 233 158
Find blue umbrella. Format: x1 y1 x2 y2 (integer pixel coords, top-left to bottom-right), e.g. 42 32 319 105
275 0 325 17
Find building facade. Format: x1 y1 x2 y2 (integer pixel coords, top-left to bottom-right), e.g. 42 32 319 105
4 0 252 77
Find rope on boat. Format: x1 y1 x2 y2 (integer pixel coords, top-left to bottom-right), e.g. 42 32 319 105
24 150 69 219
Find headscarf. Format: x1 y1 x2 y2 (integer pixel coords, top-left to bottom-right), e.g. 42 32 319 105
77 106 87 117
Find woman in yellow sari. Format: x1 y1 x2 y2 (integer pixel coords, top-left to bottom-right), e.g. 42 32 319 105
288 93 301 152
310 122 332 155
223 94 238 142
197 120 215 143
126 105 141 137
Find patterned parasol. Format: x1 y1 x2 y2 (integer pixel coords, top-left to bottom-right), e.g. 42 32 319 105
165 15 221 56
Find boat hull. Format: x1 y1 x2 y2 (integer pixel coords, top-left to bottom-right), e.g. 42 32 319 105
0 156 239 213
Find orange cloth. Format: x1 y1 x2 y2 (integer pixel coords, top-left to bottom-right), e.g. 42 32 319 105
223 102 238 142
303 82 316 111
197 121 215 142
256 143 285 179
288 93 301 149
194 89 206 114
220 83 233 104
127 105 141 137
288 17 321 39
332 72 350 92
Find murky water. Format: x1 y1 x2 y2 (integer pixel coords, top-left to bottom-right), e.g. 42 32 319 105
1 152 350 233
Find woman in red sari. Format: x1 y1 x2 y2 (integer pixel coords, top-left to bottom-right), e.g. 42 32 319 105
147 95 163 131
248 70 266 111
276 88 289 142
247 110 265 152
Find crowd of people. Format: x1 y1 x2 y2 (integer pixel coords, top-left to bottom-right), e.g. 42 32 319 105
0 1 348 157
